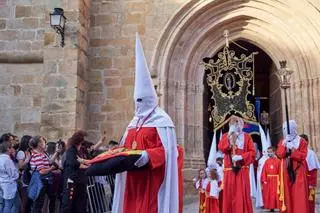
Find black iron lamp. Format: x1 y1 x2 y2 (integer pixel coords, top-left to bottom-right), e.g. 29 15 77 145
50 8 66 47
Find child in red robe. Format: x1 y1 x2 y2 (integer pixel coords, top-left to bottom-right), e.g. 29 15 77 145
205 168 220 213
193 168 209 213
261 146 281 211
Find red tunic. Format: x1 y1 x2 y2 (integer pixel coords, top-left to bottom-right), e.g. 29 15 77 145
276 139 308 213
218 181 223 213
205 182 220 213
307 169 317 213
123 127 165 213
177 146 184 213
218 133 256 213
195 179 207 213
261 157 281 209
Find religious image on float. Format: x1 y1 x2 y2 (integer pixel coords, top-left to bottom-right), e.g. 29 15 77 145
202 37 259 133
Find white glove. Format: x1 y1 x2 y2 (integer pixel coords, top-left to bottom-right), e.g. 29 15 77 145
232 155 243 162
134 151 149 168
285 135 292 143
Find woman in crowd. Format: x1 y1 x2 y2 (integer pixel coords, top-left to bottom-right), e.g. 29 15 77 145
0 140 19 213
50 140 66 212
55 140 66 169
46 142 56 157
29 136 58 213
61 130 90 213
16 135 32 213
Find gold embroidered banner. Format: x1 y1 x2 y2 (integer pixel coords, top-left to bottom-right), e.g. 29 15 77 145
203 46 258 130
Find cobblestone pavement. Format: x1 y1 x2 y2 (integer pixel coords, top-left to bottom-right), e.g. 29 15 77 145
183 200 320 213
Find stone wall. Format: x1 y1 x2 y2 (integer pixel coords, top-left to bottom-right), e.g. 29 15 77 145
0 64 43 135
0 0 93 140
0 0 45 136
86 0 185 142
40 0 91 141
0 0 44 63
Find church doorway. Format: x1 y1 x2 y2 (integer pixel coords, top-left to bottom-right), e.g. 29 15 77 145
202 40 282 162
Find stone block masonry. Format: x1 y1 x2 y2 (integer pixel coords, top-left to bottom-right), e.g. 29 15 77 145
86 0 183 142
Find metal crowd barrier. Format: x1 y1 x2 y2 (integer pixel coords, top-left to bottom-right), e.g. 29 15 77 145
86 175 115 213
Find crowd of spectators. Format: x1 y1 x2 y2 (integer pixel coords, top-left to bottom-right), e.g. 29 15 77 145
0 131 118 213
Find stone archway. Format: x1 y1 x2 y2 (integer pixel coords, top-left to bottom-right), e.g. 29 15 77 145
151 0 320 179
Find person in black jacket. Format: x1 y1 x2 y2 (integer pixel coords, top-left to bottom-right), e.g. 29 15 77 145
61 131 90 213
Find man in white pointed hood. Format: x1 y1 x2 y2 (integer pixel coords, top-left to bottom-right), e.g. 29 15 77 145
276 120 308 213
112 34 179 213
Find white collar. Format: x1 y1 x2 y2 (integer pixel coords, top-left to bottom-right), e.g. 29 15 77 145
228 133 245 149
236 133 244 149
284 136 301 150
196 178 208 189
209 180 219 198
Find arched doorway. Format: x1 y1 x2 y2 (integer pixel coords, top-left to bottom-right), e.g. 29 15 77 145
202 39 282 162
151 0 320 189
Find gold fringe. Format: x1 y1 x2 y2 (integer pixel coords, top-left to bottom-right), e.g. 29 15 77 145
309 189 315 201
279 159 286 211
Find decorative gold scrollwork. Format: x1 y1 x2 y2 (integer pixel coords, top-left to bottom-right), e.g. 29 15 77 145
203 45 258 130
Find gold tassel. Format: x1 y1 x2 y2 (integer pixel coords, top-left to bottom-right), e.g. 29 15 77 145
277 177 280 195
279 159 286 211
309 188 315 201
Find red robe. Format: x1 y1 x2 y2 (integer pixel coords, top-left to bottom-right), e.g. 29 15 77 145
261 157 281 209
205 181 220 213
307 169 317 213
218 133 256 213
218 181 223 213
276 139 308 213
177 146 184 213
123 127 165 213
195 179 207 213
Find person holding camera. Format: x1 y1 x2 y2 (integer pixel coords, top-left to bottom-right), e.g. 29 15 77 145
29 136 58 213
16 135 33 213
